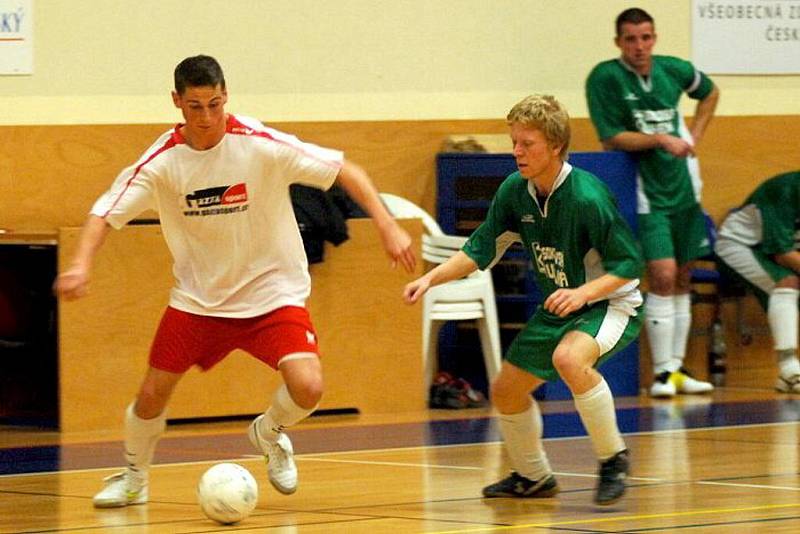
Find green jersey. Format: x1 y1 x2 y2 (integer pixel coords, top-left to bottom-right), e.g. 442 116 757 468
718 171 800 255
585 55 714 213
463 163 644 317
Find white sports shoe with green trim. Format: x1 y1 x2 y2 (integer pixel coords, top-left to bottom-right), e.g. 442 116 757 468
248 415 298 494
93 472 148 508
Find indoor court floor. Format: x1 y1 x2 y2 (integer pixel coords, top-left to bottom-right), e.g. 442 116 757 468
2 387 800 533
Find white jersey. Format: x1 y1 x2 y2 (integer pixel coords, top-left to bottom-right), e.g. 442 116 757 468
91 114 343 318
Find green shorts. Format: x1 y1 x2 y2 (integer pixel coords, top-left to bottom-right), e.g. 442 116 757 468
638 204 710 264
505 301 643 381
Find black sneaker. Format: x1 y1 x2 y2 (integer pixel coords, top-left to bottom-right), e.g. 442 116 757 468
482 472 559 498
595 449 630 505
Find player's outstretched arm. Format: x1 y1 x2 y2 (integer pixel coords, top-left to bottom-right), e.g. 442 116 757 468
334 159 416 272
403 251 478 304
53 215 111 300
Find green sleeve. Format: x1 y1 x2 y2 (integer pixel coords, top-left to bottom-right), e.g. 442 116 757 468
585 65 628 141
462 180 519 270
664 56 714 100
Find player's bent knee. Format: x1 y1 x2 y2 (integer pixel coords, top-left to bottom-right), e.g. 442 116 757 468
552 348 585 382
777 275 800 289
284 374 323 409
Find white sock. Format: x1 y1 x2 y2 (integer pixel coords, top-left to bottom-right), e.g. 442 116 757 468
646 293 677 374
257 384 317 441
671 293 692 370
497 402 552 481
768 288 799 351
124 402 166 487
573 379 626 461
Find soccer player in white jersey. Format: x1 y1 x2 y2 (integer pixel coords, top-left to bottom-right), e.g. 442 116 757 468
586 7 721 398
404 94 644 505
715 171 800 393
54 55 416 508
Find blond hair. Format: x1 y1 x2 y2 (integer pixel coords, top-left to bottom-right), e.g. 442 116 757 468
506 94 571 160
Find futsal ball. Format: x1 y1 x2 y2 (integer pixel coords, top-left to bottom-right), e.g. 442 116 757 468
197 462 258 524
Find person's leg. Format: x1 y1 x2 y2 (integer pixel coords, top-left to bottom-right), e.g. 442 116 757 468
93 367 183 508
669 206 714 393
715 239 800 392
482 361 558 498
646 258 680 397
554 331 626 461
243 306 323 494
248 355 321 495
555 303 641 505
668 263 714 394
770 277 800 392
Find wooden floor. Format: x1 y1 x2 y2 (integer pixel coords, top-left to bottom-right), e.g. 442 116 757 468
1 324 799 533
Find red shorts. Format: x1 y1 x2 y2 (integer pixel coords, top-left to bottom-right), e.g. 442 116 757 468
149 305 319 373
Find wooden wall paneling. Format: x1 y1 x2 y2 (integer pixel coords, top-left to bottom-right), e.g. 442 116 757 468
57 219 423 432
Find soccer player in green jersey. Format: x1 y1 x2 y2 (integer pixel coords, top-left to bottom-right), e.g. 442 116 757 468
404 94 644 505
585 7 720 398
714 171 800 394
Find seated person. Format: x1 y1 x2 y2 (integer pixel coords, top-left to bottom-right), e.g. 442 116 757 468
714 170 800 393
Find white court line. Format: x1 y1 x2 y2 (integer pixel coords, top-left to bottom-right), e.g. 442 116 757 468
291 455 664 483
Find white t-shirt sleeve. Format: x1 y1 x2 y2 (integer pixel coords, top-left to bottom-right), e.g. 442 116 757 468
90 132 172 228
241 117 343 191
91 165 157 229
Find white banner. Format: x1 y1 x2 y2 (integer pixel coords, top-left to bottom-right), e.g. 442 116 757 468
692 0 800 74
0 0 32 75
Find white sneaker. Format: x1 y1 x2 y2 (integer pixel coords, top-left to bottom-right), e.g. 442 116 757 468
672 367 714 394
776 374 800 393
93 472 148 508
649 371 676 398
248 415 298 494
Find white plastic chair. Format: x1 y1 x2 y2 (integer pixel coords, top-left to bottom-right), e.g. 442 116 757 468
380 193 502 392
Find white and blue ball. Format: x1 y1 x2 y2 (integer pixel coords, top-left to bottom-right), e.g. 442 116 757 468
197 462 258 524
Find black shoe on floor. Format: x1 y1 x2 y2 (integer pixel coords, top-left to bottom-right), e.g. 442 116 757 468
482 472 559 498
595 449 630 505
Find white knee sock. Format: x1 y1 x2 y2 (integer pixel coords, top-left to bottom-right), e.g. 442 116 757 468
124 402 166 486
573 379 626 461
257 384 317 440
769 288 799 350
646 293 677 374
497 402 552 481
671 293 692 369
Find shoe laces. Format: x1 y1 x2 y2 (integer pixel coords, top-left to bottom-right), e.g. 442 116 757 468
266 436 292 468
102 471 144 493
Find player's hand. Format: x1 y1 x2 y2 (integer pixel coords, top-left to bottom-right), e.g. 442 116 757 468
53 266 90 300
379 221 417 273
658 135 695 158
544 288 587 318
403 276 431 304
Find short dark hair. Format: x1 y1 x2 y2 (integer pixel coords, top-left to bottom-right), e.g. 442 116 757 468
616 8 654 37
174 55 226 94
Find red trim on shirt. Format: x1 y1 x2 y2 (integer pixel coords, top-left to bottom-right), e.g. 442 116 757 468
101 131 183 219
225 115 342 169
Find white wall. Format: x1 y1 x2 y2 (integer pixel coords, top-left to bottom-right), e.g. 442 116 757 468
0 0 797 124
